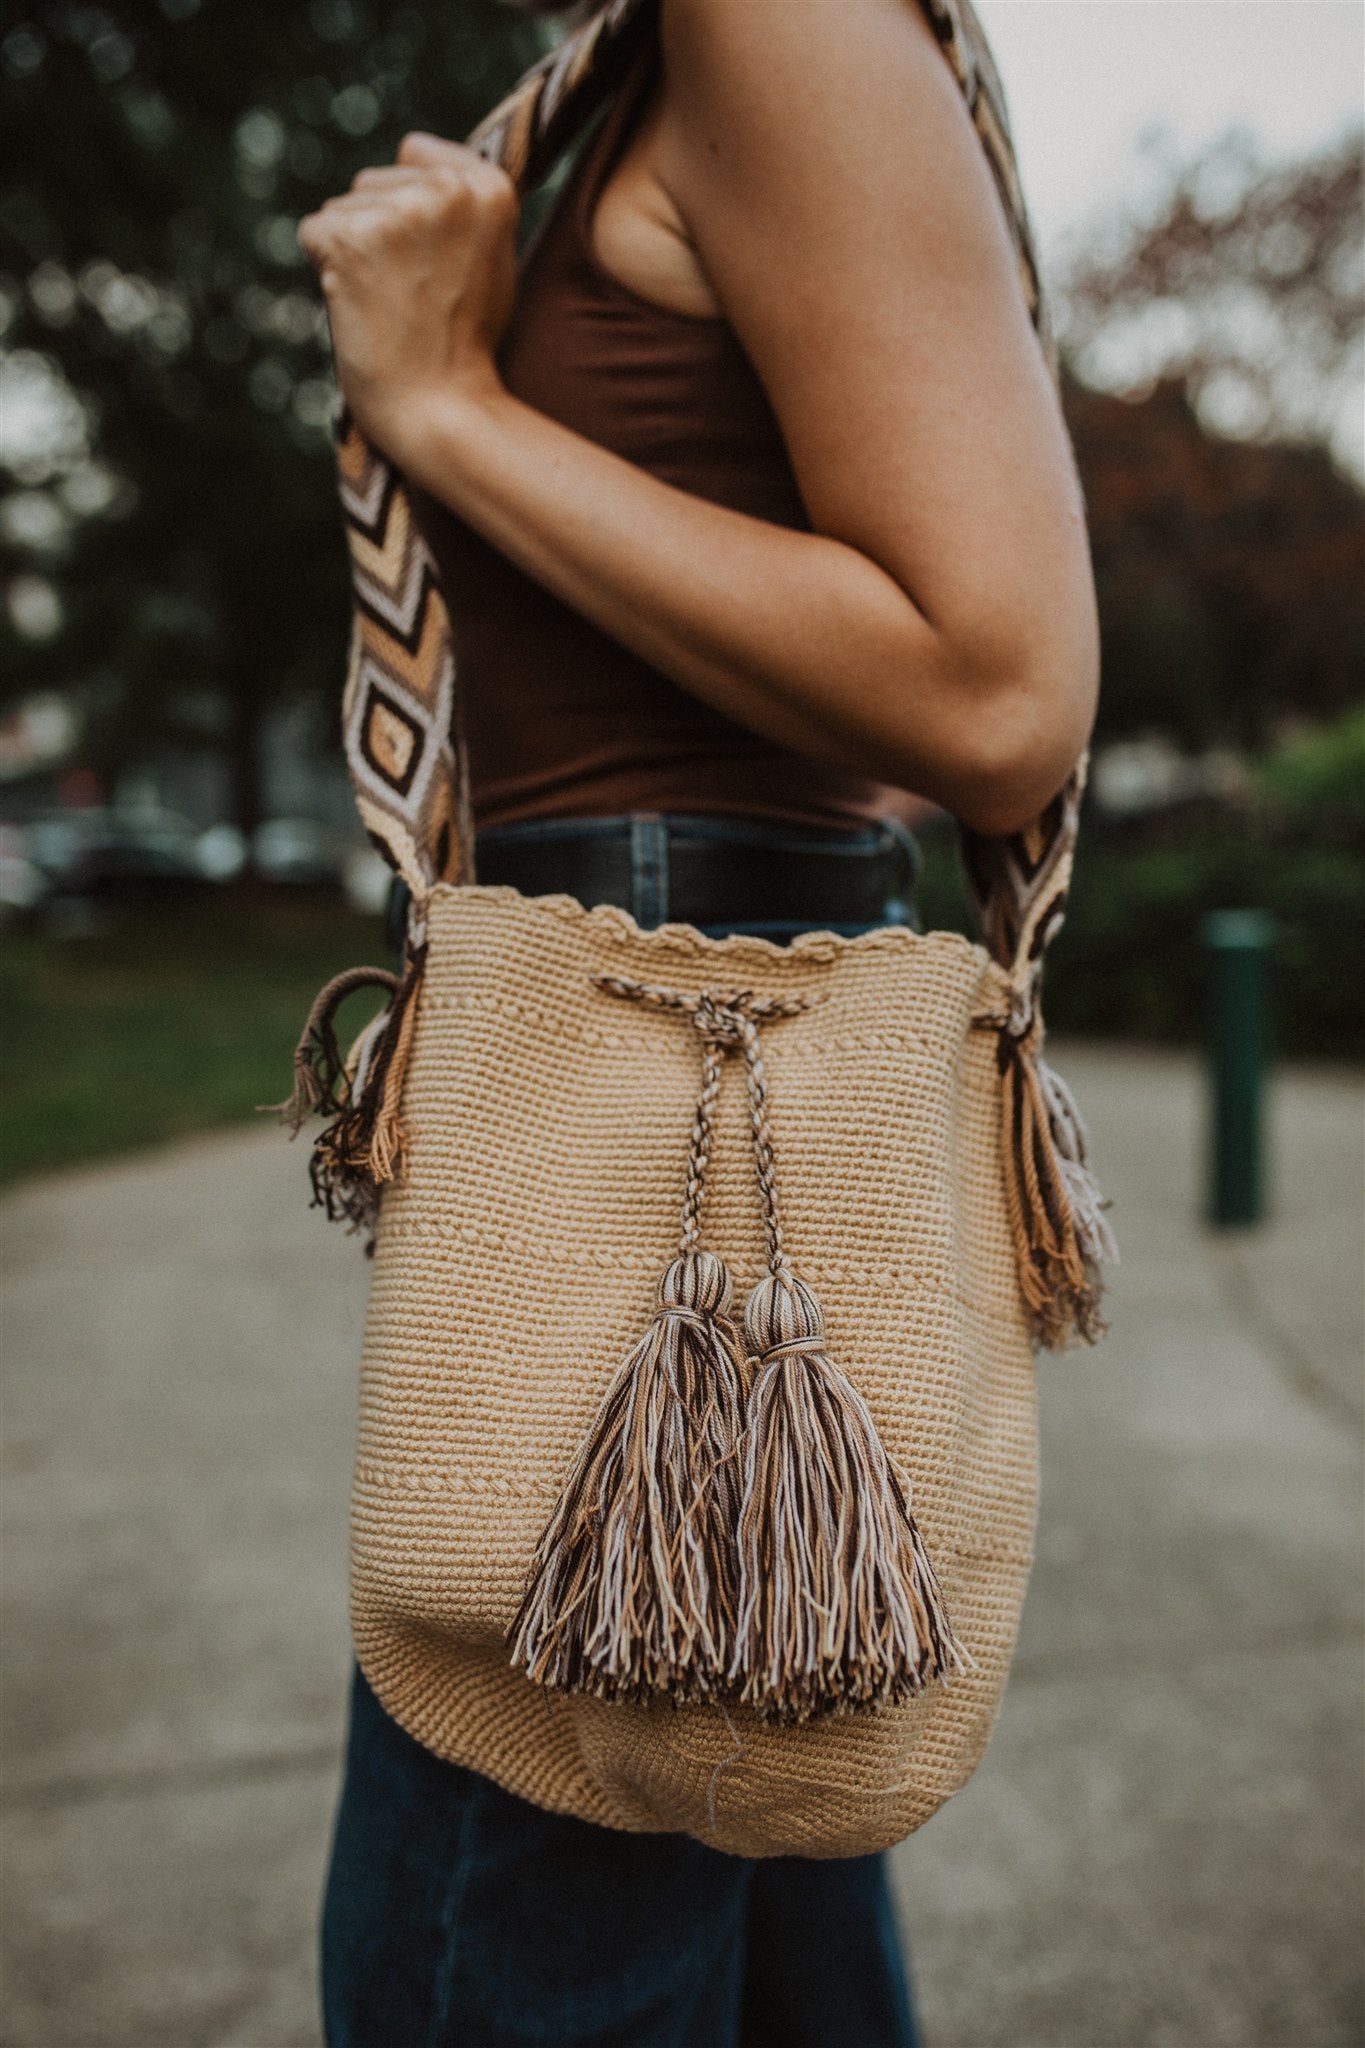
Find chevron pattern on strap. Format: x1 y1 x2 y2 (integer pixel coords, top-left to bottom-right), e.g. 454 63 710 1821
333 0 658 923
337 421 468 921
468 0 658 191
962 762 1085 1020
922 0 1082 1014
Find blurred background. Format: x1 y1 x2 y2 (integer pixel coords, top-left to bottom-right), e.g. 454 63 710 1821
1 4 1361 2046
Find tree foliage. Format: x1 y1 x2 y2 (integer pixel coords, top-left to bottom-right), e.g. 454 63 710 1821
1056 126 1364 752
1066 376 1365 751
1060 127 1363 461
0 0 544 827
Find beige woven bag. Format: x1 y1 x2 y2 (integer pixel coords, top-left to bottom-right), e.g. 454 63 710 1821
279 0 1114 1858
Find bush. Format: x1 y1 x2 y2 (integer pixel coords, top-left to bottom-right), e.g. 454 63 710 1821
1257 704 1365 835
917 715 1365 1061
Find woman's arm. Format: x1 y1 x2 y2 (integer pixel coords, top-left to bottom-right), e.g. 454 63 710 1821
300 0 1097 835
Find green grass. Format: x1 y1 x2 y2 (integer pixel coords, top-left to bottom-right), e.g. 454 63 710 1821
0 890 391 1187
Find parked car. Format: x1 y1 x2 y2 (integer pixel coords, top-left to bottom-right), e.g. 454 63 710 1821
17 807 245 923
0 822 46 916
251 816 345 886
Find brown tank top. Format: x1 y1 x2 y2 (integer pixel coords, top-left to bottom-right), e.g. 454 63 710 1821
417 50 923 833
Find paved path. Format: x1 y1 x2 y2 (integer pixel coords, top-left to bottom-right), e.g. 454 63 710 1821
2 1049 1361 2048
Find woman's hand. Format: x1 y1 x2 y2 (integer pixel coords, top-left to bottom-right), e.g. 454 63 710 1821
297 133 519 461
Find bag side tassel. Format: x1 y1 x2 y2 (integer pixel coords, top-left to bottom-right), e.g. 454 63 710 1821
265 949 426 1234
508 998 749 1705
264 964 401 1132
988 1005 1115 1349
726 1006 967 1723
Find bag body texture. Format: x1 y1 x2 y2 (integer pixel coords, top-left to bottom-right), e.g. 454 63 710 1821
348 885 1037 1857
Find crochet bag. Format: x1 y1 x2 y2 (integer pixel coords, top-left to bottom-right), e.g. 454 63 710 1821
279 0 1114 1858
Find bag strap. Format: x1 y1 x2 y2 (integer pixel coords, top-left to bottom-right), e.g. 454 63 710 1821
334 0 1081 1002
335 0 657 945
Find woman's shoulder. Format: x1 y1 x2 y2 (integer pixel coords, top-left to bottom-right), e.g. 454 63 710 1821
586 0 969 329
661 0 944 61
653 0 1030 356
659 0 954 140
655 0 1009 278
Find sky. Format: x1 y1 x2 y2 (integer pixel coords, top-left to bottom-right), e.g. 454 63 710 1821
974 0 1364 264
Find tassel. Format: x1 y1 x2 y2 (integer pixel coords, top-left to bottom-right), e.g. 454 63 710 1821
731 1266 967 1723
308 945 426 1227
994 1015 1112 1348
510 1010 753 1705
265 951 426 1234
719 993 964 1720
1037 1055 1119 1275
262 964 400 1134
508 1247 749 1705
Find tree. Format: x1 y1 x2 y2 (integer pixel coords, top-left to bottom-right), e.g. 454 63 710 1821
0 0 546 830
1059 126 1363 469
1065 374 1365 751
1055 129 1365 752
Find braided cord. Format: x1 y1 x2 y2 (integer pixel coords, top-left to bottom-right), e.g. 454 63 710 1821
679 1039 724 1255
734 1013 789 1277
591 974 812 1275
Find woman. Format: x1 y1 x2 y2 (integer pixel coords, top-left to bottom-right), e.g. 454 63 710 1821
300 0 1098 2041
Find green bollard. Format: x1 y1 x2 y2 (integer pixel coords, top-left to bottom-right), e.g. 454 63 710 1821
1202 910 1273 1228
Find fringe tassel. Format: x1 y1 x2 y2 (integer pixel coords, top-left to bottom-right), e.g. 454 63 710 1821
730 1267 967 1724
1038 1055 1119 1273
309 945 426 1228
265 951 426 1235
263 964 400 1133
508 1249 749 1705
995 1017 1113 1348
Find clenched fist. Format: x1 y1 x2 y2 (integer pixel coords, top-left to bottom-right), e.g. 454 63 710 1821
298 133 519 458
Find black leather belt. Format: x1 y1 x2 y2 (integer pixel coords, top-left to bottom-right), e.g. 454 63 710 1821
474 814 919 929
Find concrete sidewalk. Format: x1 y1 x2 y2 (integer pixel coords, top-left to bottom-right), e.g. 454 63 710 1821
2 1048 1361 2048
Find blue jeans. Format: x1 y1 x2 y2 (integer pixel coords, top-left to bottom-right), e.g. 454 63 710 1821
332 813 923 2047
322 1669 919 2048
386 811 922 955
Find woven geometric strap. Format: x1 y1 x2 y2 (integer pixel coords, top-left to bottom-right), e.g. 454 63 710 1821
336 0 656 944
334 0 1081 993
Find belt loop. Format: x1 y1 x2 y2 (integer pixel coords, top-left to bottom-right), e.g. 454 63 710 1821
630 813 669 928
